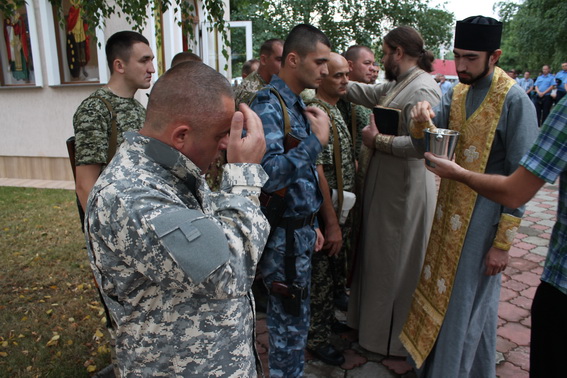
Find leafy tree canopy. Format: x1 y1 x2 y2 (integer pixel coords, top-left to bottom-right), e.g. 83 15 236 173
497 0 567 74
230 0 454 58
3 1 228 46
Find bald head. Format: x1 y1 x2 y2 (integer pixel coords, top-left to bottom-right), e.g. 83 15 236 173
143 62 233 134
317 52 349 104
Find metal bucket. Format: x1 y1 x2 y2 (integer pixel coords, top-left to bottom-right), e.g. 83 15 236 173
424 128 460 167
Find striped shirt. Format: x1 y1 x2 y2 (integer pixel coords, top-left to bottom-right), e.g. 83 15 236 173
520 96 567 294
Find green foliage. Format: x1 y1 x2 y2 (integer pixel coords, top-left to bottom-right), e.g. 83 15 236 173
0 0 26 16
43 0 228 62
497 0 567 73
231 0 454 58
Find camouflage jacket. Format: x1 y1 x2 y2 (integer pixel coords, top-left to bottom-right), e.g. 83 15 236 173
85 132 270 376
249 75 323 218
73 87 145 166
308 98 356 193
336 98 371 160
233 70 267 107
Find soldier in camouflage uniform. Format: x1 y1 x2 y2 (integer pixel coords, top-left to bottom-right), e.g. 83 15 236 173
337 45 376 161
305 53 356 366
249 25 331 378
234 38 284 107
208 41 283 192
74 31 154 211
85 62 270 376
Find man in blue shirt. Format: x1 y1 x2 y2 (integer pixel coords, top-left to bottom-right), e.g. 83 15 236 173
518 71 535 98
249 24 331 378
534 64 556 126
554 62 567 105
423 96 567 378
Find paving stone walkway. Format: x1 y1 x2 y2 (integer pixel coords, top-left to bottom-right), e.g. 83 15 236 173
257 182 558 377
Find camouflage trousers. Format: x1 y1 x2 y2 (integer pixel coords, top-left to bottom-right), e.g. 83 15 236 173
259 225 316 378
308 224 351 349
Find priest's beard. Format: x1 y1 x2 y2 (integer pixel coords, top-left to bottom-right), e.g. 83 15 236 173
458 56 491 85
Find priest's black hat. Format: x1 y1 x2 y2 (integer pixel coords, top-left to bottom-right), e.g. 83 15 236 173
454 16 502 51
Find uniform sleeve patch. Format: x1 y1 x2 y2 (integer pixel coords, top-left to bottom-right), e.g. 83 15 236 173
150 208 230 284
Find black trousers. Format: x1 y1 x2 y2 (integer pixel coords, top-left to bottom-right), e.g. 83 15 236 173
530 281 567 377
534 95 553 126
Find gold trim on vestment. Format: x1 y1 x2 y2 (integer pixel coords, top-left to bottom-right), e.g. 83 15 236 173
493 213 521 250
400 67 516 368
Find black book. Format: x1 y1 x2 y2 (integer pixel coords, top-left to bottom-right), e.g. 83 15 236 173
372 106 401 135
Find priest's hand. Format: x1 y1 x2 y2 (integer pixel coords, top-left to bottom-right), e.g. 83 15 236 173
362 114 379 148
484 246 509 276
411 101 435 123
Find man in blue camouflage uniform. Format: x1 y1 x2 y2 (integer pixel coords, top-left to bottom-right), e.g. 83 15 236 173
85 62 270 376
305 52 356 366
249 24 331 377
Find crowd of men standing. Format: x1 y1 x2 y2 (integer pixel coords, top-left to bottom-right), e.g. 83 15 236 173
72 14 565 378
508 63 567 127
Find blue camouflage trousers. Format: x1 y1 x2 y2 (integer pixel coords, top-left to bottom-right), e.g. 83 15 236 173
259 225 316 378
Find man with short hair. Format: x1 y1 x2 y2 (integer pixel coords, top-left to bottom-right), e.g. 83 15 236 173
338 45 376 159
305 52 356 366
554 62 567 104
170 51 202 67
74 31 155 211
438 74 452 95
534 64 556 126
370 63 380 83
420 96 566 378
234 38 284 106
249 24 331 377
518 70 534 98
241 58 260 78
402 16 538 377
85 61 270 376
344 26 441 359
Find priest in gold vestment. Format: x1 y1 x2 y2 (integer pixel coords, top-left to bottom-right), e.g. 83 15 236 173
401 16 539 377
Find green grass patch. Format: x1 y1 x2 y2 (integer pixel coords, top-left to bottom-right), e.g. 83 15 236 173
0 187 111 377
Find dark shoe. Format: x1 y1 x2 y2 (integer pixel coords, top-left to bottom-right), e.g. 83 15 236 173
331 320 352 334
334 291 349 311
308 344 345 366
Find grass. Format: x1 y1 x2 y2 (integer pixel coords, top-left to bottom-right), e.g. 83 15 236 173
0 187 111 377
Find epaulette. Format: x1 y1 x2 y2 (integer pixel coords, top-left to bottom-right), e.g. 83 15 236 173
254 87 273 104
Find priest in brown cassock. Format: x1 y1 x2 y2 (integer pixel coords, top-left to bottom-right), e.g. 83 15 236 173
344 26 440 358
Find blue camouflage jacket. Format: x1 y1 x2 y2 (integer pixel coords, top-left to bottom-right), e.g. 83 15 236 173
249 75 323 218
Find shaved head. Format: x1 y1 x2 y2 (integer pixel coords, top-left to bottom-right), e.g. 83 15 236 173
144 62 233 133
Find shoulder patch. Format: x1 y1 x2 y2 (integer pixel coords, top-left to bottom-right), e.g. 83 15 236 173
150 208 230 284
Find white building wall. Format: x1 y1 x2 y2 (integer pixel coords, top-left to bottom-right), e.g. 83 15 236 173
0 0 229 181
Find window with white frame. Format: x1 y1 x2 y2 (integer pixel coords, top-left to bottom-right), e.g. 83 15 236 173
0 3 40 86
52 0 100 83
39 0 107 86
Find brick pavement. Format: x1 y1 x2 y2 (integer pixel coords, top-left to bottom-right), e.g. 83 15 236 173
256 182 558 377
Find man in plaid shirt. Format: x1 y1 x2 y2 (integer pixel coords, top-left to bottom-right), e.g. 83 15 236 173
424 96 566 378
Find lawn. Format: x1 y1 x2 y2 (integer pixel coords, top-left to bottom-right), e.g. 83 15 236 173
0 187 111 377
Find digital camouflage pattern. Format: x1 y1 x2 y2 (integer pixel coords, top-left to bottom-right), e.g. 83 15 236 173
234 70 267 107
336 99 371 160
85 132 270 377
73 87 145 166
249 75 323 378
310 99 356 193
305 99 356 350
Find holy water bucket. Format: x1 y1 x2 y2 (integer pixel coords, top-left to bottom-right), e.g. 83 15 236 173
424 128 460 167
